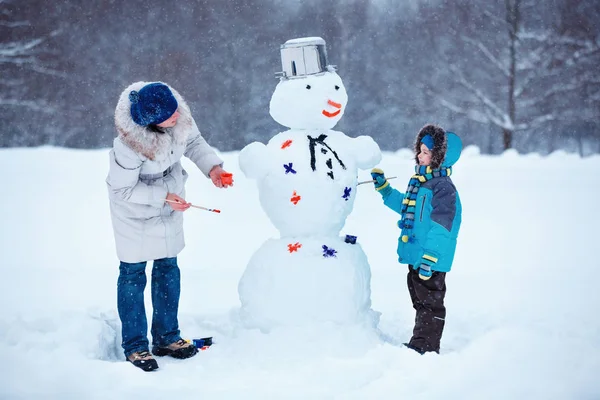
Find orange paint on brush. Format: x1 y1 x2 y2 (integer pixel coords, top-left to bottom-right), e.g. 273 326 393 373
290 190 301 205
281 139 293 149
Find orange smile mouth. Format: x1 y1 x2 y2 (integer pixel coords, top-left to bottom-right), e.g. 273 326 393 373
322 99 342 118
322 109 341 118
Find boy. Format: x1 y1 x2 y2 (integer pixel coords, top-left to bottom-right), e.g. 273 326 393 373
371 124 462 354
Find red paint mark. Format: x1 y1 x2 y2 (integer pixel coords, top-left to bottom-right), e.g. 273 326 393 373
220 172 233 186
322 109 341 118
290 190 301 205
288 242 302 253
327 99 342 109
281 139 293 149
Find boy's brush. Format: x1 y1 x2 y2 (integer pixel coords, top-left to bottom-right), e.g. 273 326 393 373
357 176 398 186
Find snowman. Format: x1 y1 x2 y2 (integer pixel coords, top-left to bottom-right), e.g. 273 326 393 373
238 37 381 331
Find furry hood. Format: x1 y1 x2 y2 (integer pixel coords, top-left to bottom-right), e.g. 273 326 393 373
414 124 448 169
114 81 193 160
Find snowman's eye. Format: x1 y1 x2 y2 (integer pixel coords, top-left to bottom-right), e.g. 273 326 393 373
335 85 340 90
306 85 311 90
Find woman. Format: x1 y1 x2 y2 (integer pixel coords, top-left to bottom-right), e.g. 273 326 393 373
106 81 232 371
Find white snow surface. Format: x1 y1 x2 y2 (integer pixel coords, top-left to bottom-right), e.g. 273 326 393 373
1 146 599 399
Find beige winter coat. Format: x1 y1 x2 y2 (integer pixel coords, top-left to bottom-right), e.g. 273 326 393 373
106 81 223 263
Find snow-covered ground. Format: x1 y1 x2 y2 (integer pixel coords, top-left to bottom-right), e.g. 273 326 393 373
0 146 599 399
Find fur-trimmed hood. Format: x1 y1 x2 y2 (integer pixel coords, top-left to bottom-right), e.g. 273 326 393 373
414 124 448 169
114 81 193 160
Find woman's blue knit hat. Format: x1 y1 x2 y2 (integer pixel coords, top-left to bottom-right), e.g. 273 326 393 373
129 82 178 126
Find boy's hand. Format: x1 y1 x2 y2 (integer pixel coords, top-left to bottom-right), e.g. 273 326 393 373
415 253 438 280
370 168 389 191
417 266 432 280
166 193 190 211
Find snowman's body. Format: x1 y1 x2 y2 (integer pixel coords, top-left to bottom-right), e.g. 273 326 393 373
239 236 372 328
238 38 381 331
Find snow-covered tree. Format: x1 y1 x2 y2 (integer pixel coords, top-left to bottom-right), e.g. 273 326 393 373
0 0 71 147
0 1 63 115
424 0 600 151
0 0 598 153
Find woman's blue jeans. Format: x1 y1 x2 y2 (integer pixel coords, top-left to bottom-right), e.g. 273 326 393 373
117 257 182 358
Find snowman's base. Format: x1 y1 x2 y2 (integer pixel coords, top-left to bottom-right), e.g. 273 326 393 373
238 307 381 335
238 236 377 332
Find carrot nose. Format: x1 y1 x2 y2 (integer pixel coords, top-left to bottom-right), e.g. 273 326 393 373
327 100 342 109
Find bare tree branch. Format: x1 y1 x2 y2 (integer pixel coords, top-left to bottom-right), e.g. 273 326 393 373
482 8 507 26
0 99 56 113
448 64 508 123
515 113 555 131
0 38 45 58
0 29 66 77
460 35 510 76
0 20 29 27
518 31 551 42
563 44 600 67
438 97 493 125
0 77 25 86
515 43 546 71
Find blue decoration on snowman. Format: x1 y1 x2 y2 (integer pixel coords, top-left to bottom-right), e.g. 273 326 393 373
322 245 337 258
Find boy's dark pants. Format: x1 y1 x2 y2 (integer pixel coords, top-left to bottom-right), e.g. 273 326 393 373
407 265 447 353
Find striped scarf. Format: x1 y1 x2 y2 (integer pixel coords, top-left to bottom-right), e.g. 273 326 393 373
398 165 452 242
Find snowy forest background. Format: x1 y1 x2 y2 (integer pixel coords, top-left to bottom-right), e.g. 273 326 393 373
1 0 599 155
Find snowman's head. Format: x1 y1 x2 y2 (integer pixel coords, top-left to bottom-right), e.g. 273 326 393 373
270 71 348 130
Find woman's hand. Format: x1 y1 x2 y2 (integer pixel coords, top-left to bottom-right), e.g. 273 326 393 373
166 193 190 211
209 165 234 188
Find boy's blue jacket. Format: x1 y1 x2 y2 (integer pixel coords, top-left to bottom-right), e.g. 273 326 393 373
378 134 462 272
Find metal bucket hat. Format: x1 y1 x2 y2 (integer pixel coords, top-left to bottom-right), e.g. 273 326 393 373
276 37 337 79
